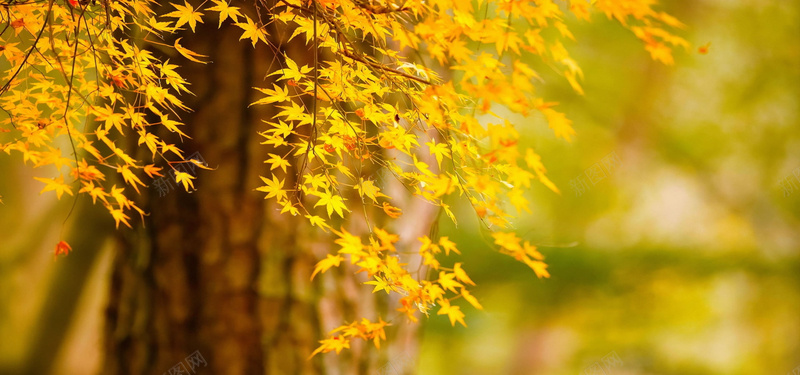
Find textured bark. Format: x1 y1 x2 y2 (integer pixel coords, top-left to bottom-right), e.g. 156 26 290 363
102 17 319 374
101 10 428 375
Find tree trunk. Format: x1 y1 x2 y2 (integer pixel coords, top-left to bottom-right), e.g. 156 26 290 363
102 9 425 375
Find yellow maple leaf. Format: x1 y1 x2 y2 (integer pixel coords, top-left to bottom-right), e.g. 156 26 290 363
540 107 575 142
439 237 460 256
507 189 531 214
34 175 74 199
354 178 386 203
305 215 331 231
437 300 466 327
207 0 242 27
265 153 290 172
174 38 209 64
174 171 195 191
314 190 349 218
110 209 132 229
270 57 312 82
425 140 451 169
453 263 475 286
438 271 463 293
160 144 184 159
492 232 523 254
109 185 129 209
309 336 350 358
523 256 550 278
118 165 146 194
138 131 160 155
645 41 675 65
365 276 395 294
160 116 190 139
251 84 291 106
332 228 366 259
311 254 344 280
274 200 296 215
257 175 287 201
164 1 204 32
79 181 109 205
92 104 126 133
236 16 267 47
461 290 483 310
146 16 176 34
525 148 561 194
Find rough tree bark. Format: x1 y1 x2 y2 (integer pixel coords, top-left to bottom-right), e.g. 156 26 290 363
102 6 429 375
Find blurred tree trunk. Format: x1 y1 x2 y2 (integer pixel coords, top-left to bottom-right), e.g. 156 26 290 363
102 18 324 375
101 8 425 375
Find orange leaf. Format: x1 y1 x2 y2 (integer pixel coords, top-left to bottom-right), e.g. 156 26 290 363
144 164 164 178
54 241 72 259
174 37 209 64
382 202 402 218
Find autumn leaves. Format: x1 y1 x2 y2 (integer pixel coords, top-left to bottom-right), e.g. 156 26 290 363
1 0 687 356
309 229 481 354
242 0 684 355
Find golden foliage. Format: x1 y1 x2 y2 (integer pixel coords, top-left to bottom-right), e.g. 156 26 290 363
0 0 687 356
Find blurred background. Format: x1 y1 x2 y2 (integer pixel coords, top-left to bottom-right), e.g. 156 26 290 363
418 1 800 374
1 0 799 374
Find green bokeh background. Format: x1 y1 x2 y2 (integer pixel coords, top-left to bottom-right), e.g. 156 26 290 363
1 0 799 374
418 1 800 374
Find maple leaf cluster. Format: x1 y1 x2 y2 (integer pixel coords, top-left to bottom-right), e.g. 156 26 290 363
242 0 686 353
0 0 214 229
0 0 687 355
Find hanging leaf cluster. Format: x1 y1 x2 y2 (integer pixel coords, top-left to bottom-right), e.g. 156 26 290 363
0 0 687 355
